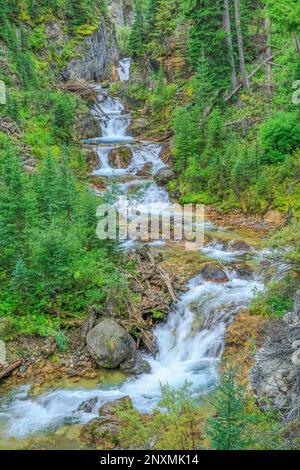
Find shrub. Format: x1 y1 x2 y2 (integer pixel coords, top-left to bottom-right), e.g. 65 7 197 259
260 112 300 164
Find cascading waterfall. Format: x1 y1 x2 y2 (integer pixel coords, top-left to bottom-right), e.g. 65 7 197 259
0 59 266 441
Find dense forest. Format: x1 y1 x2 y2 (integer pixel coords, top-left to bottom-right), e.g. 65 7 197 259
0 0 299 452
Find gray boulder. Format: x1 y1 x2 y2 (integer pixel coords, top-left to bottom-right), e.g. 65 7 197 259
86 319 150 375
154 167 174 186
199 263 229 284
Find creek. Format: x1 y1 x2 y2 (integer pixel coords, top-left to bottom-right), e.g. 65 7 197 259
0 59 267 449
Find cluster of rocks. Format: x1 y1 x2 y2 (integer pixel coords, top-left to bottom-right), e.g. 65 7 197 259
80 396 139 449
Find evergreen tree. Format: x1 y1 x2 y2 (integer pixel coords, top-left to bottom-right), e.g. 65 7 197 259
182 0 230 90
0 150 35 270
129 0 145 59
206 369 255 450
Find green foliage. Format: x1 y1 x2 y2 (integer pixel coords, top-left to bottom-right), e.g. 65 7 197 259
260 112 300 164
55 330 69 352
206 369 254 450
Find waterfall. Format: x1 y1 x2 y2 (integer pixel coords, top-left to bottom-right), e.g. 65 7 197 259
0 59 266 441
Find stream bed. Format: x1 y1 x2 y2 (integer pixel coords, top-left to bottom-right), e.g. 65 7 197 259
0 59 268 449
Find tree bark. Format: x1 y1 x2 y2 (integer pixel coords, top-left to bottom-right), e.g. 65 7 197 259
294 33 300 55
264 15 272 111
234 0 249 89
224 0 239 91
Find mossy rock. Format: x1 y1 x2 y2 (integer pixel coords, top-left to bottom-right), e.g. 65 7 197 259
108 146 132 168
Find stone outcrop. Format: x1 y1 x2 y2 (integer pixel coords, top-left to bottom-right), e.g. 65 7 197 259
86 319 150 375
108 0 134 27
153 167 174 186
61 17 119 81
250 290 300 421
80 396 137 449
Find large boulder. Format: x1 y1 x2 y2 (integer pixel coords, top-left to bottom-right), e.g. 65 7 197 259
199 262 229 284
86 319 150 374
153 167 174 186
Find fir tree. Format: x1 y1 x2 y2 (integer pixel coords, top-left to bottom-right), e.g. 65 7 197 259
206 369 255 450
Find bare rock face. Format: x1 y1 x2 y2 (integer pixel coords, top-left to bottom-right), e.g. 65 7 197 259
250 290 300 421
61 17 119 81
108 0 134 27
86 319 150 375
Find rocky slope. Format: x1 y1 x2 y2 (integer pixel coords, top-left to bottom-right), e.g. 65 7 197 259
62 17 119 81
250 291 300 422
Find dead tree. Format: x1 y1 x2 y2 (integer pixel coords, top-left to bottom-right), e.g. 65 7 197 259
224 0 239 91
234 0 250 89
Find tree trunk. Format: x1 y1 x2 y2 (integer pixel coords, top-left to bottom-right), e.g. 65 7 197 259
264 15 272 111
294 33 300 55
234 0 249 89
224 0 238 91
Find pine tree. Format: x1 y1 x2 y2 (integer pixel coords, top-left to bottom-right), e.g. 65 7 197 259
129 0 145 59
57 149 77 218
206 369 255 450
35 151 60 221
0 150 35 270
182 0 230 90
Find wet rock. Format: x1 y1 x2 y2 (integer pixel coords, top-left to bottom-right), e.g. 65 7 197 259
250 290 300 421
77 397 99 414
135 162 153 177
80 396 134 449
120 351 151 375
86 319 150 374
108 147 132 168
227 240 252 253
199 263 229 283
154 167 174 186
234 264 254 280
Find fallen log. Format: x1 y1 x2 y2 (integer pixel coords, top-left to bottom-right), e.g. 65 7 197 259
57 80 97 102
0 360 22 380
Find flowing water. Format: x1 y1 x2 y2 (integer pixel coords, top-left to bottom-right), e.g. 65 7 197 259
0 60 267 448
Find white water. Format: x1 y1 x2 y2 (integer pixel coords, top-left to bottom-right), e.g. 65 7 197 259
118 58 131 81
0 60 266 441
0 275 263 438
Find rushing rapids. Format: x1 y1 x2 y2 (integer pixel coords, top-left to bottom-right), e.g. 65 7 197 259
0 60 266 445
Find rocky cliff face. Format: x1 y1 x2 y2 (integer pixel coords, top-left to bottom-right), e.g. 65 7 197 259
108 0 134 27
250 291 300 422
62 17 119 81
